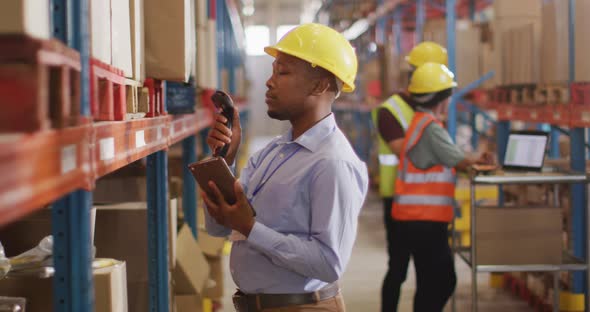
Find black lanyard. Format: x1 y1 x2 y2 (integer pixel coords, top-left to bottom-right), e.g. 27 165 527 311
250 145 303 200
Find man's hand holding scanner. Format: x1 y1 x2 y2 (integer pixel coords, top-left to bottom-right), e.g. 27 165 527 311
201 180 255 237
207 107 242 166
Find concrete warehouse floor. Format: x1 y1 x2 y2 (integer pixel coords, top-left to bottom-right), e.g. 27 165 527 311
217 191 534 312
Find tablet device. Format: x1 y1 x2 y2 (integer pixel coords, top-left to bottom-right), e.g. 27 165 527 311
188 157 237 204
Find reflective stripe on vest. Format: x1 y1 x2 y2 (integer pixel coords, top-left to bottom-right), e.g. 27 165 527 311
392 112 456 222
397 114 436 182
395 195 456 206
378 154 399 166
400 167 454 184
385 97 409 130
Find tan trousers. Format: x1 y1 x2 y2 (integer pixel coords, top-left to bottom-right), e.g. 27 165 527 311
260 294 345 312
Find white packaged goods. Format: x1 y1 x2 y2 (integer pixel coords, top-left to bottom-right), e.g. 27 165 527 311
111 0 133 77
91 0 112 64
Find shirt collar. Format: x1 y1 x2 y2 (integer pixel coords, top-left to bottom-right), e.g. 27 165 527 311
276 114 336 152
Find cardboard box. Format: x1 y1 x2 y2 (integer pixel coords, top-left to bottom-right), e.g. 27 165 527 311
94 259 129 312
127 281 149 312
456 24 481 87
129 0 145 82
175 295 203 312
173 225 210 295
195 0 208 27
575 0 590 82
0 208 96 257
475 207 562 265
0 0 50 39
111 0 133 77
480 43 495 89
492 17 541 85
493 0 542 18
91 0 112 64
541 0 569 84
196 205 227 258
202 256 223 299
0 296 26 312
0 259 128 312
144 0 192 82
94 203 148 283
94 177 146 203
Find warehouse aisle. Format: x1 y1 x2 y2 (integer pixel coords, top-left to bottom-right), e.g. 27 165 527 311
219 189 533 311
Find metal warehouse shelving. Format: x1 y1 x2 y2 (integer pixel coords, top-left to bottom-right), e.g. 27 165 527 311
454 172 589 311
332 0 590 310
0 0 246 311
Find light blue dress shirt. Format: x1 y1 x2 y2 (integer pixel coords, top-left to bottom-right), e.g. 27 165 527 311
204 113 369 294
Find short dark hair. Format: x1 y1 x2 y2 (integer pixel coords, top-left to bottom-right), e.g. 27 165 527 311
305 63 340 94
410 88 453 109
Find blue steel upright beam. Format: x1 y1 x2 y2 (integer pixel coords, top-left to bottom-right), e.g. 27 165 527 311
51 0 67 42
568 0 587 298
446 0 457 141
182 136 198 238
550 127 561 159
147 151 170 312
52 191 94 312
52 0 94 311
416 0 425 43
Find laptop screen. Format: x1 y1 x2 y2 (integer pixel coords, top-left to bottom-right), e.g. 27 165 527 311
503 131 549 170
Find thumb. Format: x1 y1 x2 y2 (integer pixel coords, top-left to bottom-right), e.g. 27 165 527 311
232 106 241 132
234 180 247 203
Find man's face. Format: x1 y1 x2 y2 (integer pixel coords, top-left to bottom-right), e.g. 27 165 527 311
265 53 316 121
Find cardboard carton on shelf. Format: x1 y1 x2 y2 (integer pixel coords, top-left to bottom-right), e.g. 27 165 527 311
144 0 193 82
541 0 569 84
0 0 51 39
202 256 224 300
575 0 590 82
475 207 562 265
197 204 227 258
0 259 128 312
175 294 204 312
493 0 542 18
173 225 210 296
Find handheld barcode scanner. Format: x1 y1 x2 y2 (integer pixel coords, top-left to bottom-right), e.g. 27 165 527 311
187 90 237 204
211 90 235 158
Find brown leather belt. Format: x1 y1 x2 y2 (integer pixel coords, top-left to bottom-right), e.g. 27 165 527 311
232 282 340 312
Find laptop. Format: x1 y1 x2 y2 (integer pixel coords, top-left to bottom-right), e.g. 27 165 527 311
474 130 550 174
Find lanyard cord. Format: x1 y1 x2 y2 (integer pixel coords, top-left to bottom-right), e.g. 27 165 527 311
251 145 303 199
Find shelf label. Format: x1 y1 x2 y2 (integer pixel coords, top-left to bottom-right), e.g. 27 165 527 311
157 127 162 140
60 144 77 174
136 130 146 148
531 112 537 119
170 125 176 137
99 137 115 161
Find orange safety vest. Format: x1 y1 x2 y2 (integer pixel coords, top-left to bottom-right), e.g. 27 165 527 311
392 112 456 222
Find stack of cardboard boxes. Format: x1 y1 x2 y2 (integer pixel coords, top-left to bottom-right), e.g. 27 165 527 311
0 208 129 312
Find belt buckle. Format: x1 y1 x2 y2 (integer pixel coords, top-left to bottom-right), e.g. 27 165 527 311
232 292 249 312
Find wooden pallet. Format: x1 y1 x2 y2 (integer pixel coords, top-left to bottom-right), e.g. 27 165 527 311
0 35 84 132
90 58 127 121
571 82 590 106
124 79 146 120
534 84 570 105
144 78 166 117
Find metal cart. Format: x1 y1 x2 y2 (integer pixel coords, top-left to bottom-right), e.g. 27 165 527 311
452 172 589 312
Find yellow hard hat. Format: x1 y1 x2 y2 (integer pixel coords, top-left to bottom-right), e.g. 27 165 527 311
408 62 458 94
406 41 448 67
264 23 358 92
